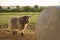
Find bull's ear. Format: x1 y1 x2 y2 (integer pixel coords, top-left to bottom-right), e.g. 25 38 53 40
22 16 25 19
22 16 26 20
22 16 29 20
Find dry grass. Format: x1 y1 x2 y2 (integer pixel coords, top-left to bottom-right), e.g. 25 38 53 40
0 29 36 40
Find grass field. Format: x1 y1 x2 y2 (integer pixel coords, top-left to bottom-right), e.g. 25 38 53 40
0 12 39 40
0 12 40 40
0 12 40 26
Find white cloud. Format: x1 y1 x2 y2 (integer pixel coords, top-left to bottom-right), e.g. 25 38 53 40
0 0 60 6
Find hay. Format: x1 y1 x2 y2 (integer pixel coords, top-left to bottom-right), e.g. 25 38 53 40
36 6 60 40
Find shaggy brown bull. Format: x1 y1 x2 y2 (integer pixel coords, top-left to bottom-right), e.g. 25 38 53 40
8 16 30 35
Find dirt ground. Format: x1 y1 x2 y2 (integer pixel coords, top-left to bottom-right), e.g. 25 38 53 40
0 23 36 40
0 29 36 40
0 24 36 40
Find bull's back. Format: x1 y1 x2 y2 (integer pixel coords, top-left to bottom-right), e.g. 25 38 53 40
10 17 25 30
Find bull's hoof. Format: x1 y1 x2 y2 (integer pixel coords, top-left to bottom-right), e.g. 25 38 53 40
21 32 24 36
12 31 17 35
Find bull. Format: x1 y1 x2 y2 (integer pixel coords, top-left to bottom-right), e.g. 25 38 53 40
8 16 32 36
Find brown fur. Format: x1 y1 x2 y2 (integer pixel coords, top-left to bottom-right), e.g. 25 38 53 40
8 16 29 31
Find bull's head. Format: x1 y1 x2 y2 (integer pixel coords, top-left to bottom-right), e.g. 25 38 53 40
22 16 30 24
22 15 33 23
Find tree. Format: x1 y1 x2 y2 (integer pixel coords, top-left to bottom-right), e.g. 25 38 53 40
0 6 3 9
6 7 11 12
16 6 20 9
32 5 40 12
15 6 20 12
7 7 10 9
0 6 3 12
39 6 46 12
23 6 32 12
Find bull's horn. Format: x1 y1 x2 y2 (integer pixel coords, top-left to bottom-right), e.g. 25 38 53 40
29 15 34 18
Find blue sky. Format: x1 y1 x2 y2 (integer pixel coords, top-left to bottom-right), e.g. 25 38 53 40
0 0 60 6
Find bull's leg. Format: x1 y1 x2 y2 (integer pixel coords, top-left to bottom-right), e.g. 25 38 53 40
21 23 29 36
8 22 12 30
12 29 17 35
12 31 17 35
21 31 24 36
23 23 29 32
8 22 17 35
